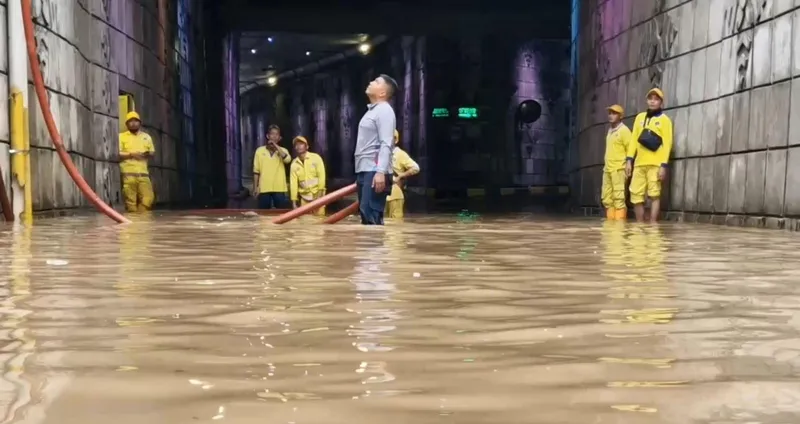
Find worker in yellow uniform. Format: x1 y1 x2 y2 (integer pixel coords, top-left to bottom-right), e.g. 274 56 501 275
254 125 292 209
119 111 155 212
385 130 420 219
602 104 633 220
289 136 327 215
625 88 673 223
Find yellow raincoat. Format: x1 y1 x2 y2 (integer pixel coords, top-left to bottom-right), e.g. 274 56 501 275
119 111 155 212
385 130 420 219
289 152 326 216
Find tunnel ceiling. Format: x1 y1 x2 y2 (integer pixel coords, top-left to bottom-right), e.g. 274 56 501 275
239 32 371 88
219 0 569 38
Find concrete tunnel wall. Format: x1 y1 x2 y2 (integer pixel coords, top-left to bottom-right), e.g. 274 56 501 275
572 0 800 228
0 0 220 214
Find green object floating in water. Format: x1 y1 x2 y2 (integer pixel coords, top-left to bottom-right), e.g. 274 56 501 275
457 210 480 222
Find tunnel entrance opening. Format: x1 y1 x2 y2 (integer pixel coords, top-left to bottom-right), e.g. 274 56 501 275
228 0 571 214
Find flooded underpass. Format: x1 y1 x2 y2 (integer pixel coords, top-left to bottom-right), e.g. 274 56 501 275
1 214 800 423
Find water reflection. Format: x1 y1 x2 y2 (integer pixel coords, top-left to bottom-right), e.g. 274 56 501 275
116 214 155 329
347 229 400 397
0 226 34 422
0 214 800 422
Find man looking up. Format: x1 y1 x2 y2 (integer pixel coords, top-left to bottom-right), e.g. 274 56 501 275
354 74 398 225
625 88 673 222
119 111 155 212
253 125 291 209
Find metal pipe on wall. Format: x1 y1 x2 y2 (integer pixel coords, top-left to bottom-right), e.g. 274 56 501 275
8 0 32 223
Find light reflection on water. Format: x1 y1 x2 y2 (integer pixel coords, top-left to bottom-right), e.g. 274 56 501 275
0 213 799 423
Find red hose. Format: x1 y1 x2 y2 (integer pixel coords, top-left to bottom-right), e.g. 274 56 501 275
272 183 357 224
322 201 359 224
0 164 13 222
22 0 131 224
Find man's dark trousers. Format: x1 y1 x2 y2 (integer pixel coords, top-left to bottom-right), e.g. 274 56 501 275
257 192 288 209
356 171 391 225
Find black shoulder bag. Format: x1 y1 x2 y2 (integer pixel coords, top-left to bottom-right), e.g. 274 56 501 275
637 117 663 152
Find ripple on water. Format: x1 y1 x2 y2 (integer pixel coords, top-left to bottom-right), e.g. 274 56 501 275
1 214 800 423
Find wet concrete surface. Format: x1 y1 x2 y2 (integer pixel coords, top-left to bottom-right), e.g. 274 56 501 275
1 213 800 423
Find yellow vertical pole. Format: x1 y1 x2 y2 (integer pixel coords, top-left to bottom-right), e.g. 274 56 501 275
10 90 32 224
119 95 129 132
119 94 135 132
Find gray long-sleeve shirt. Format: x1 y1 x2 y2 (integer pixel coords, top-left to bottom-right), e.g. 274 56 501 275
354 101 395 174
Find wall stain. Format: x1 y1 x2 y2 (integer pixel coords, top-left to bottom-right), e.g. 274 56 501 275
638 5 677 88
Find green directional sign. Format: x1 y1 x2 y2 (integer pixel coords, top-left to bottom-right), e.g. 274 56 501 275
457 107 478 119
432 107 450 118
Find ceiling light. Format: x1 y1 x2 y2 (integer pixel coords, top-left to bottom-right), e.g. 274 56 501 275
268 37 273 42
306 51 311 56
358 43 371 54
251 48 257 54
267 76 277 86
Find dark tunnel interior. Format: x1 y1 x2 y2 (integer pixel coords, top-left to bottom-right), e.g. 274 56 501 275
201 0 574 213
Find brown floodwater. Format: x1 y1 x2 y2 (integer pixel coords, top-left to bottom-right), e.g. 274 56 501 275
1 212 800 423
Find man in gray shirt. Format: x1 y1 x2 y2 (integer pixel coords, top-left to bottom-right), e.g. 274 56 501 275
354 74 398 225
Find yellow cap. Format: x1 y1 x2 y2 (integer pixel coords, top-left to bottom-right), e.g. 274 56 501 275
646 88 664 100
292 136 309 146
393 129 400 145
607 104 624 115
125 111 141 123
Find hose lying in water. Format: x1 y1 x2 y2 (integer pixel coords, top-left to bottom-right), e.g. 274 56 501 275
0 164 13 221
272 183 357 224
22 0 131 224
322 201 359 224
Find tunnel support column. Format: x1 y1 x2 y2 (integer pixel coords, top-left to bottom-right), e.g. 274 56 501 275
9 0 33 224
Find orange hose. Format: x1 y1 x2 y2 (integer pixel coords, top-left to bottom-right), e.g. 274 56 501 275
22 0 131 224
322 201 359 224
0 164 13 222
272 183 357 224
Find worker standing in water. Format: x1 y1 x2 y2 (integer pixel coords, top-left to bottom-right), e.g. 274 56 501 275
602 104 632 220
289 136 327 216
385 130 420 219
253 125 292 209
625 88 673 222
354 74 398 225
119 111 155 212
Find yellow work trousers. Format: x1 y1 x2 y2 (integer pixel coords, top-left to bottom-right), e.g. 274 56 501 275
385 199 404 219
300 194 326 216
601 169 627 210
629 165 661 205
122 175 154 212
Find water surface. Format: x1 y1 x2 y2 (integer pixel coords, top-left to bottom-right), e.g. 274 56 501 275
1 213 800 423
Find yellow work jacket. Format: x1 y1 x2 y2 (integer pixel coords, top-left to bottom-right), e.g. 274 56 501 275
604 123 632 172
627 111 673 168
387 147 420 201
119 130 155 175
289 152 326 202
254 145 291 193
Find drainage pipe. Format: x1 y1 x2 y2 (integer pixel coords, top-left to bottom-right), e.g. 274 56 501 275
22 0 131 224
272 183 356 224
0 164 13 222
322 201 359 224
